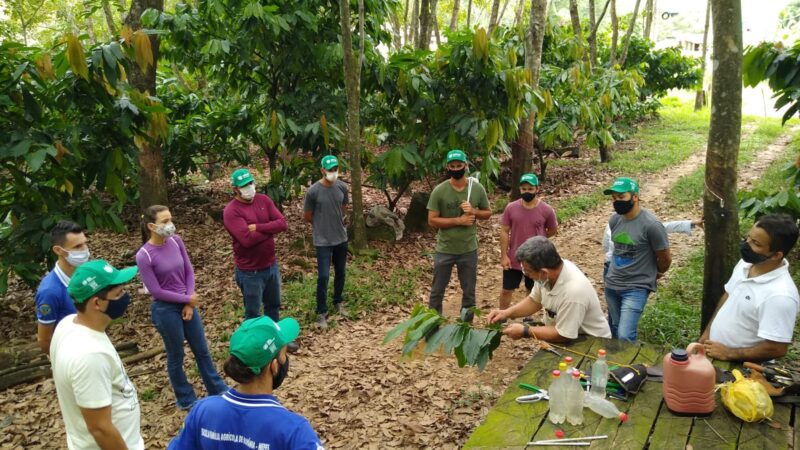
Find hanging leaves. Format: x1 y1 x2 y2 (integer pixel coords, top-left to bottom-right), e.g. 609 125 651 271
120 25 134 45
35 52 53 80
65 34 89 80
472 28 489 63
384 305 503 371
133 31 154 72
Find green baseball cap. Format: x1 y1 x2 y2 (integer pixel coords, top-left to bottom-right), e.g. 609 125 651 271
321 155 339 170
68 260 138 303
446 149 467 163
231 168 255 188
230 316 300 374
603 177 639 195
520 173 539 186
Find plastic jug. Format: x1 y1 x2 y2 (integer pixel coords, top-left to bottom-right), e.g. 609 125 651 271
662 343 716 415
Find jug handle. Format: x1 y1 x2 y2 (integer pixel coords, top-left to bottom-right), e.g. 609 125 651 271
687 342 705 357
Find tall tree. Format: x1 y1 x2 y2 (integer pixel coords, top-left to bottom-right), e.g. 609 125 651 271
643 0 654 40
83 2 98 45
466 0 473 28
588 0 611 70
513 0 525 27
618 0 642 66
568 0 585 60
432 0 441 45
450 0 460 30
488 0 501 33
339 0 368 250
609 0 618 66
499 0 512 24
417 0 432 49
404 0 411 43
695 0 711 111
102 0 119 38
702 0 742 331
510 0 548 199
410 0 420 46
125 0 168 208
390 10 403 49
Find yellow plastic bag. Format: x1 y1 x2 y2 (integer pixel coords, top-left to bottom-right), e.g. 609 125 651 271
720 369 774 422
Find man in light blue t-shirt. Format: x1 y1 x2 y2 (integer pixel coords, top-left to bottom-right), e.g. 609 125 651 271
35 220 90 353
603 177 671 341
169 316 324 450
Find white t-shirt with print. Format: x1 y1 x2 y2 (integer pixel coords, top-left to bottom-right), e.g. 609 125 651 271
530 260 612 339
50 315 143 450
709 259 800 348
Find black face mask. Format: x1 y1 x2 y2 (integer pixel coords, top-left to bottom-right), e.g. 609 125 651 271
272 355 290 390
740 239 773 265
102 293 131 320
521 192 536 202
448 168 466 180
613 199 634 215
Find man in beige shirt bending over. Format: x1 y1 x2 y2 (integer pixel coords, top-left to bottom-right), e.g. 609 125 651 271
487 236 611 342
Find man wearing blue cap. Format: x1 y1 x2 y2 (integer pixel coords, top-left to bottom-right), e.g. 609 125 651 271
427 149 492 321
603 177 671 341
50 260 143 450
169 316 324 449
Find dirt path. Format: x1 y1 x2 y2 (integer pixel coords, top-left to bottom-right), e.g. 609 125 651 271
0 129 794 450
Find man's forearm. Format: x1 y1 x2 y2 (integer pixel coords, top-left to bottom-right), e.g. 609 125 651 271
529 325 570 343
88 425 127 450
475 209 492 220
721 341 788 362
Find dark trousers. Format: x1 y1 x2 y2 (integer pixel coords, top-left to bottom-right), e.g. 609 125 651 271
428 250 478 314
234 263 281 321
315 242 348 315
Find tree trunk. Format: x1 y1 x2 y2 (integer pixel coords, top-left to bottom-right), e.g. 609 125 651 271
695 0 711 111
588 0 597 69
339 0 368 251
701 0 742 333
450 0 460 31
609 0 618 66
513 0 525 27
499 0 512 24
433 0 441 46
466 0 473 28
102 0 119 38
599 143 611 163
410 0 420 46
568 0 585 61
489 0 501 34
84 2 98 44
390 10 403 49
404 0 411 43
125 0 168 209
643 0 654 40
417 0 431 49
618 0 642 67
510 0 548 200
118 0 127 22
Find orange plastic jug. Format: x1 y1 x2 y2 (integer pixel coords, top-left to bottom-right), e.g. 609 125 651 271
662 343 716 415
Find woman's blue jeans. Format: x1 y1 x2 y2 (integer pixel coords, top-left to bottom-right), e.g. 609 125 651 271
150 301 228 409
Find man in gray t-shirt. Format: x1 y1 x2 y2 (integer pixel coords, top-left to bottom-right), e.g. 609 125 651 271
603 177 671 341
303 155 349 329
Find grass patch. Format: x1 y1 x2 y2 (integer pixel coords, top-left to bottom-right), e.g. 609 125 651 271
554 191 606 224
640 132 800 360
668 117 786 208
282 258 425 328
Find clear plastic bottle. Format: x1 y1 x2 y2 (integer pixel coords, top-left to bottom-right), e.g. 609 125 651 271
566 370 585 425
548 370 566 424
563 356 575 374
590 349 609 398
584 392 628 422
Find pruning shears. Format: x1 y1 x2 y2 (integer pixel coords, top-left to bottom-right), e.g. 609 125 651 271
516 383 550 403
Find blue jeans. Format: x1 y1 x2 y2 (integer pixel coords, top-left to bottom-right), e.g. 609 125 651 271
316 242 348 315
604 287 650 342
150 301 228 409
234 262 281 321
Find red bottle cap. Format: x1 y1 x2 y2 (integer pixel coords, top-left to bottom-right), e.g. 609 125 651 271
598 349 607 356
619 412 629 423
555 429 565 438
552 370 561 377
564 356 574 363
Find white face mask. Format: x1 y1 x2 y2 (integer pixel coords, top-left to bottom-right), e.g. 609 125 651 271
239 184 256 200
65 248 90 267
154 222 176 238
325 171 338 182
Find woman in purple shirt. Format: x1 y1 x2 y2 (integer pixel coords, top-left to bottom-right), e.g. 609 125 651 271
137 205 227 410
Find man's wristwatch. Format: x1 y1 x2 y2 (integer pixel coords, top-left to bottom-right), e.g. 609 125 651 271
522 323 530 338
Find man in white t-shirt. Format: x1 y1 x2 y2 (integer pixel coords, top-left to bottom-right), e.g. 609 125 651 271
487 236 611 341
700 214 800 362
51 260 143 450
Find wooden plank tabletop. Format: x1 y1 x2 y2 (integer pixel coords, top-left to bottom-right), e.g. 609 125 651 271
463 335 795 450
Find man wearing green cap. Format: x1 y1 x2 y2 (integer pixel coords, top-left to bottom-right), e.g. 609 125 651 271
50 260 143 450
427 149 492 321
303 154 350 329
168 316 324 449
223 168 288 325
603 177 671 341
498 173 558 309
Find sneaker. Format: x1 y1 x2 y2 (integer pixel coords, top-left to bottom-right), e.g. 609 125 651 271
286 341 300 354
336 303 349 318
316 314 328 329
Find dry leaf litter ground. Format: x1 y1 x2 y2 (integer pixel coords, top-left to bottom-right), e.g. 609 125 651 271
0 128 794 449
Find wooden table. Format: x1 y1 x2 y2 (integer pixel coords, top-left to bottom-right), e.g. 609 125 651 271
463 335 795 449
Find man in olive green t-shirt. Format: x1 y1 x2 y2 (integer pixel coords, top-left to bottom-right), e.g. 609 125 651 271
427 149 492 322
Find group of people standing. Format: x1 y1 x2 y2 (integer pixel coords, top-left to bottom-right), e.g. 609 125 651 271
32 148 800 449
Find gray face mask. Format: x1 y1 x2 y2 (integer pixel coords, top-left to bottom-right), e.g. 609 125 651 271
66 249 90 267
154 222 176 238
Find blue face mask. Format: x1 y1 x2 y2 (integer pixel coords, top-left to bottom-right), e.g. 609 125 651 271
101 292 131 320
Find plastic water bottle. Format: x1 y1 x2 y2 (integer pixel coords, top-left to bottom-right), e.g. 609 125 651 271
548 370 566 424
590 349 609 398
584 392 628 422
564 356 575 374
566 370 585 425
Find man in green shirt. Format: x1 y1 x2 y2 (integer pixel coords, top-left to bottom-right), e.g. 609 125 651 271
427 149 492 322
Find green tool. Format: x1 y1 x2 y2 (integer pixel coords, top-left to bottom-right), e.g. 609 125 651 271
519 383 546 393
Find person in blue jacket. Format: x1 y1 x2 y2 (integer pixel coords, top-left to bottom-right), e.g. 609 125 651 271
168 316 324 450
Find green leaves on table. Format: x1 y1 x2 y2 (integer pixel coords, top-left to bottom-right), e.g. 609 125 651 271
383 305 502 371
